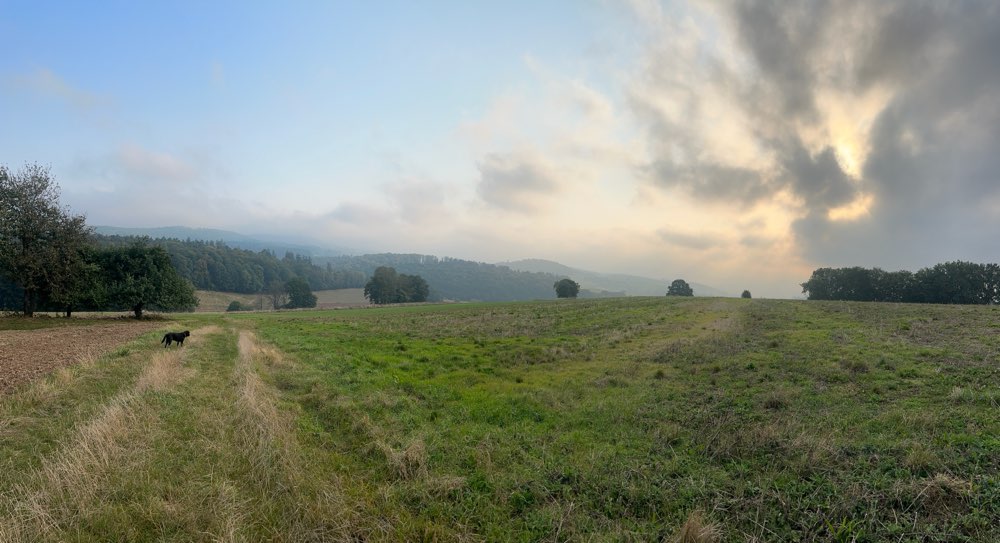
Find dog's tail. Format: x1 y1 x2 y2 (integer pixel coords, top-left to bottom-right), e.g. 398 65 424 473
160 334 167 344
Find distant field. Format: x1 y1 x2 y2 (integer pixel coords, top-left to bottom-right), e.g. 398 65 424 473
2 298 998 541
195 288 367 312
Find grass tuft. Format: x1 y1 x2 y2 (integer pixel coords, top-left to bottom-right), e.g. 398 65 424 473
673 510 721 543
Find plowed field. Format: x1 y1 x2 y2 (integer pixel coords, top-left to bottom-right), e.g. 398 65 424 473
0 322 162 392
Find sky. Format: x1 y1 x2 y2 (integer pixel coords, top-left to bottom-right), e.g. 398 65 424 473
3 0 1000 298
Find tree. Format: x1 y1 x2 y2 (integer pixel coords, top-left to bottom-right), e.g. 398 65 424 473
98 243 198 318
667 279 694 297
285 276 317 308
0 164 92 316
227 300 245 312
741 290 752 299
364 266 399 304
49 246 105 317
266 279 288 310
364 266 430 304
398 273 429 303
554 278 580 298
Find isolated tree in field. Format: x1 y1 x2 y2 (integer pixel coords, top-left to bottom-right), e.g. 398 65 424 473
667 279 694 297
0 164 92 316
364 266 430 304
266 279 288 310
741 290 752 299
285 276 317 308
554 278 580 298
98 243 198 318
364 266 398 304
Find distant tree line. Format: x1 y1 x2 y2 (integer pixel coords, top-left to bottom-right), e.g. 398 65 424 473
95 235 366 294
321 253 561 302
801 262 1000 304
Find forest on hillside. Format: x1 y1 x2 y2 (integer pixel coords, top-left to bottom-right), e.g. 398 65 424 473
50 238 574 302
93 236 366 294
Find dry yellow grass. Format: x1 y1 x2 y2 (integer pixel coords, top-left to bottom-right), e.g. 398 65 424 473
2 393 153 541
234 332 298 484
674 510 722 543
0 328 223 540
233 331 363 540
134 350 192 392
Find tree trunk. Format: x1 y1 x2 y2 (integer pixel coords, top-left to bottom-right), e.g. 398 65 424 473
65 306 73 318
133 304 143 319
22 289 34 317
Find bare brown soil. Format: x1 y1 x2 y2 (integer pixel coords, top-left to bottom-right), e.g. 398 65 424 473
0 322 162 393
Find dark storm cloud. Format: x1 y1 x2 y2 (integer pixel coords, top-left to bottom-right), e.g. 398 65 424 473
637 0 1000 268
730 0 826 120
797 1 1000 266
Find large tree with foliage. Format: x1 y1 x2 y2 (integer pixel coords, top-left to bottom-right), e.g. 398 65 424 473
554 278 580 298
0 164 92 316
49 246 106 317
97 243 198 318
266 279 288 310
364 266 398 304
364 266 429 304
398 273 429 303
285 276 317 308
667 279 694 297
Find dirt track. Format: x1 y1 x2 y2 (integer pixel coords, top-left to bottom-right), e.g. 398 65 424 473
0 322 162 393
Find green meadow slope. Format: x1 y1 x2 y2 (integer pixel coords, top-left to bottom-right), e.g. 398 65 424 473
1 298 998 541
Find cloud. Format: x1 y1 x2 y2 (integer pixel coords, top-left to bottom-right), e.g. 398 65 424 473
5 68 105 109
117 144 197 184
657 228 723 250
476 151 563 212
626 0 1000 270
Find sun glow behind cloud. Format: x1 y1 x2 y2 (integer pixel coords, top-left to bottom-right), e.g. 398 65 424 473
5 1 1000 297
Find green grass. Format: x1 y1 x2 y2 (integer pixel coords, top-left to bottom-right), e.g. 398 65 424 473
226 298 999 541
0 316 123 331
2 297 999 541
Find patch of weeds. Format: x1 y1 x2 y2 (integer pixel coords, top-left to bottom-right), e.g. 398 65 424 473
762 390 789 410
826 517 863 543
903 443 940 475
840 358 869 375
947 386 975 404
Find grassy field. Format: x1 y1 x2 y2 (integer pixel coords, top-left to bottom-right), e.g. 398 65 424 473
1 297 998 541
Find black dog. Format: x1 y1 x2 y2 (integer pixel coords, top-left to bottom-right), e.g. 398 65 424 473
161 331 191 347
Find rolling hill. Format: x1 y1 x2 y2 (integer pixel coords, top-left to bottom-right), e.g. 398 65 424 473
499 258 730 297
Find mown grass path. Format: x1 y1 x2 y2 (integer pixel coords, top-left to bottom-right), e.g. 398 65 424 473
0 324 359 542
